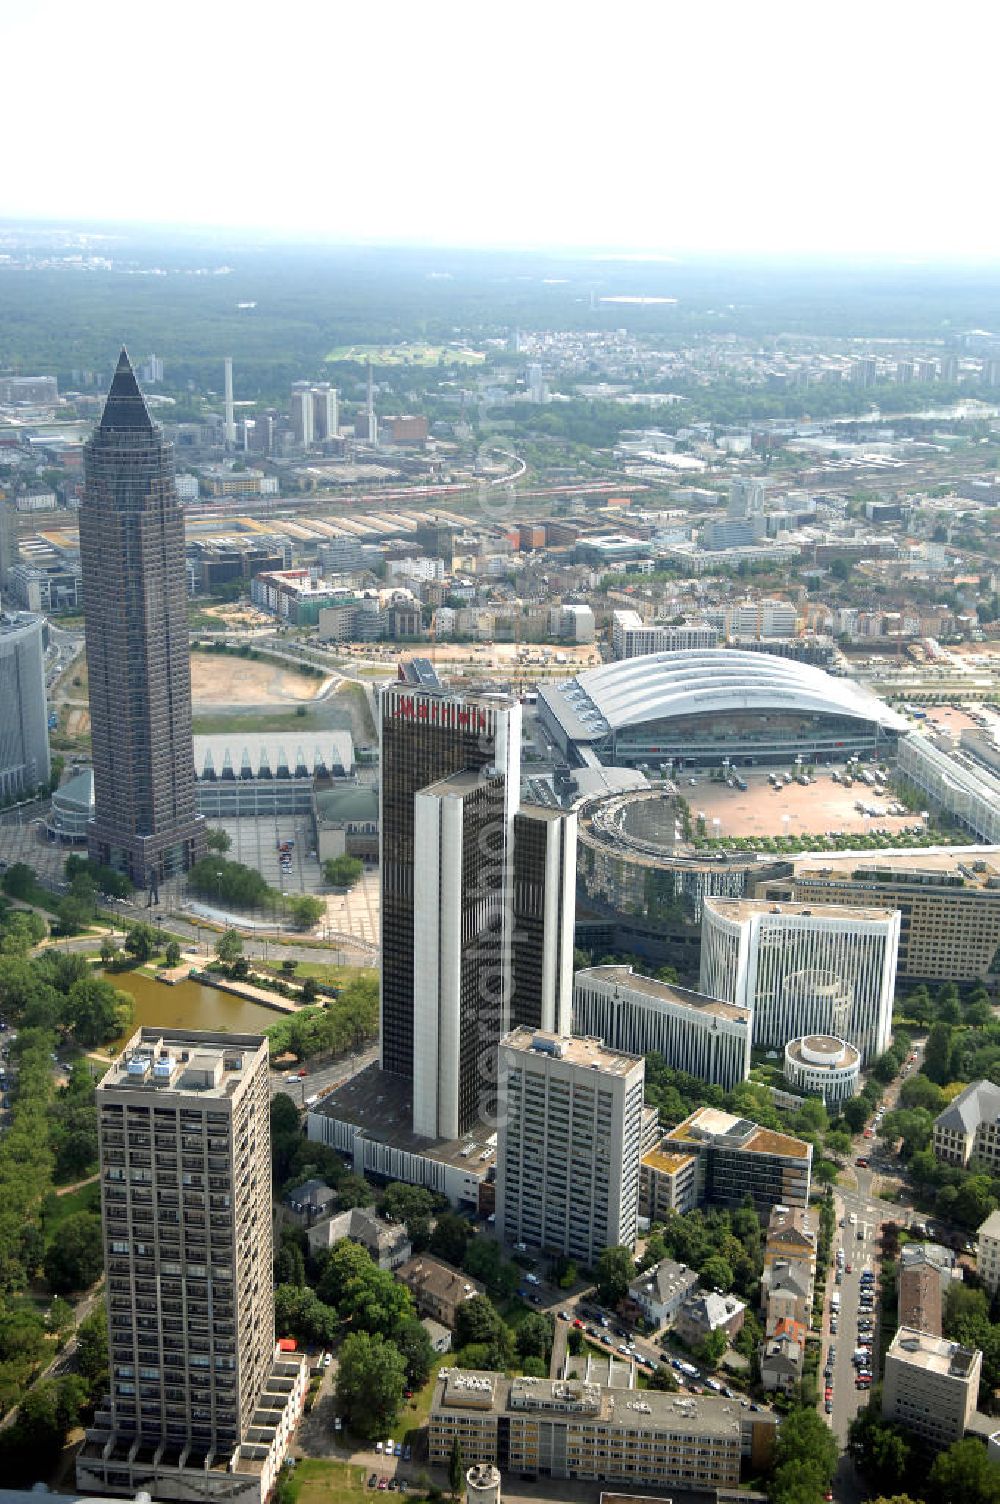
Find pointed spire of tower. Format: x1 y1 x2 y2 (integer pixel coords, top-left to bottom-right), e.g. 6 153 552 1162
99 347 154 431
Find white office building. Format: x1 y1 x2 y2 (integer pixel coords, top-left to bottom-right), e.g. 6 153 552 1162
699 897 900 1063
883 1327 981 1449
413 769 510 1142
572 966 750 1092
496 1030 644 1264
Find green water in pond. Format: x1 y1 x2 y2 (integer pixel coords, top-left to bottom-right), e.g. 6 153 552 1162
101 968 278 1048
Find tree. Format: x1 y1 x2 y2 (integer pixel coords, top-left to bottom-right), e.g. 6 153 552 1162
337 1173 374 1210
216 928 244 965
430 1212 471 1267
394 1316 435 1387
772 1405 838 1487
205 827 232 853
516 1312 554 1362
281 958 298 979
842 1095 869 1133
47 1296 74 1335
849 1406 912 1492
647 1363 679 1391
43 1211 103 1293
452 1295 513 1370
65 975 133 1046
287 895 324 931
335 1331 406 1439
76 1302 108 1395
696 1326 729 1367
324 855 363 888
99 936 115 966
301 977 319 1003
699 1256 734 1293
928 1437 1000 1504
596 1245 635 1308
124 922 158 964
163 940 182 967
448 1436 464 1502
274 1284 339 1348
923 1021 954 1084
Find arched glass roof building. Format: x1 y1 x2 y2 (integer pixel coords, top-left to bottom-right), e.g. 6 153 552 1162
537 648 907 769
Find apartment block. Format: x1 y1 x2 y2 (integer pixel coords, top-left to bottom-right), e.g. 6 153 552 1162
497 1030 644 1264
573 966 751 1092
77 1030 306 1503
933 1080 1000 1168
428 1369 774 1492
611 609 719 659
882 1327 981 1448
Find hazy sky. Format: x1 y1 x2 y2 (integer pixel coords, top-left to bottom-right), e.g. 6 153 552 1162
4 0 997 259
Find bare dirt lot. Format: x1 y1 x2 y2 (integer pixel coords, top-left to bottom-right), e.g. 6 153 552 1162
191 654 325 706
687 769 916 839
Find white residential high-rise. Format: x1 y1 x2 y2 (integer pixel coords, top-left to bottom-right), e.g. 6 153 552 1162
77 1029 308 1503
224 357 236 448
572 966 751 1092
699 897 900 1063
496 1029 645 1264
290 381 314 447
312 383 339 440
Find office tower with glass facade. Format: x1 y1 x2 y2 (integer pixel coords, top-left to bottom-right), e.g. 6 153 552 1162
0 609 49 800
379 684 520 1088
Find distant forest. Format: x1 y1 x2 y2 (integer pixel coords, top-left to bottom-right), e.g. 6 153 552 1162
3 227 1000 399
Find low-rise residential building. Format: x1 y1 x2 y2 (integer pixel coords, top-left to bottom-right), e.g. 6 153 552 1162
760 1317 807 1393
626 1258 699 1330
673 1291 746 1349
306 1206 412 1269
428 1369 776 1491
763 1260 813 1329
977 1209 1000 1296
282 1178 337 1227
882 1327 981 1449
396 1257 485 1328
932 1079 1000 1168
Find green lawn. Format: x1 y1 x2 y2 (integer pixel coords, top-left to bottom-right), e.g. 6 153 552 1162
286 1458 370 1504
389 1370 437 1444
276 962 377 987
44 1179 102 1235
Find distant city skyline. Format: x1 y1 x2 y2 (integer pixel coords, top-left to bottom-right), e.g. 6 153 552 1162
3 1 998 260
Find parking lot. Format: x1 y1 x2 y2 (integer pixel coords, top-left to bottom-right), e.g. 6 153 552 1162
686 765 919 840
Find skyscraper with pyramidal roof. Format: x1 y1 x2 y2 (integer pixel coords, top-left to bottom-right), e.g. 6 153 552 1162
81 350 205 893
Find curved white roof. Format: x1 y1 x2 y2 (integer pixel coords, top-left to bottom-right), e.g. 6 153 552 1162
545 649 907 738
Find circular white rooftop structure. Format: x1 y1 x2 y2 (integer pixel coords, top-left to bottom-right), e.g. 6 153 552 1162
784 1033 861 1104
